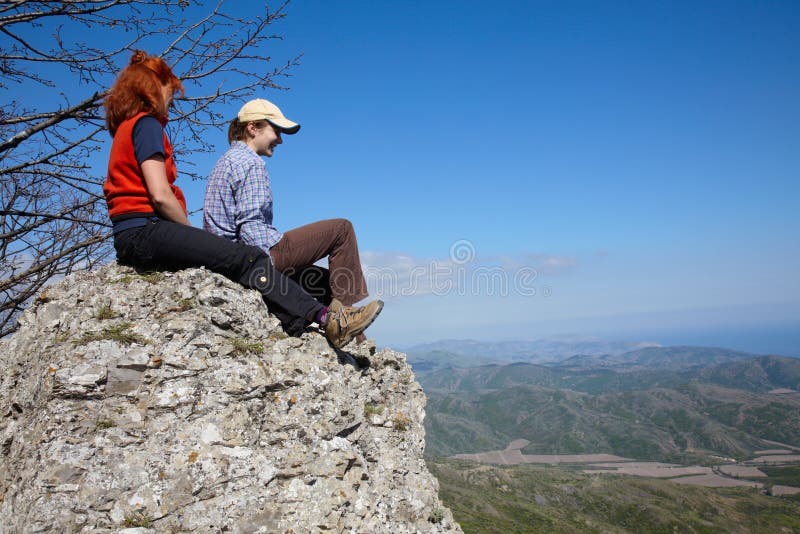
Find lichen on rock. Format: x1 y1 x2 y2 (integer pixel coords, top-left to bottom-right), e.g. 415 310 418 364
0 263 461 533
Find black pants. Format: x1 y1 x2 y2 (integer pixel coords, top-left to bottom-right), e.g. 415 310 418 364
113 219 323 336
282 265 334 307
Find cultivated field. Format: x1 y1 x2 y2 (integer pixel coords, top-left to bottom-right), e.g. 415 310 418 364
671 474 762 488
450 439 800 490
587 465 712 478
451 439 629 465
772 485 800 496
747 454 800 464
718 465 767 477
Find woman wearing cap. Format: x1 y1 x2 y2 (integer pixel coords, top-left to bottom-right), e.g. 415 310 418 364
103 50 382 349
204 99 372 327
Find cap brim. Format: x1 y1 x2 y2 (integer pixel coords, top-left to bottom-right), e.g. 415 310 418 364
267 119 301 135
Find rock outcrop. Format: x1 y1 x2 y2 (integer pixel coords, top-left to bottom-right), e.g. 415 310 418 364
0 264 461 533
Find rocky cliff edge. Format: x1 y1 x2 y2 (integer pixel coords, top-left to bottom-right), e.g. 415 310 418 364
0 264 461 533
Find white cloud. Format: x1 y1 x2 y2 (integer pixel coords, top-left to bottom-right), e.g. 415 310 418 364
359 247 577 300
496 253 577 275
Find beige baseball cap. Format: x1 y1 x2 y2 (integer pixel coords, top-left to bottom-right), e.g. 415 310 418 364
237 98 300 134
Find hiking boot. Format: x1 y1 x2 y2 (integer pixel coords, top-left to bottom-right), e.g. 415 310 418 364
328 298 343 314
324 300 384 349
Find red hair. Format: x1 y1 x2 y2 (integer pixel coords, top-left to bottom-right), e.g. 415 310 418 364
104 50 184 136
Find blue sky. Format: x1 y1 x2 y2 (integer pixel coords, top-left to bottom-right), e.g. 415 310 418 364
12 1 800 352
223 0 799 352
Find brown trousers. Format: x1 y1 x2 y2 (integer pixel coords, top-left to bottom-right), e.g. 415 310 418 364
269 218 369 307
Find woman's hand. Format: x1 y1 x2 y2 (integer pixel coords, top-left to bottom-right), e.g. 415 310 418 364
141 156 190 225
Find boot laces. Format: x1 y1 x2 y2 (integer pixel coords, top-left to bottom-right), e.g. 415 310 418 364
337 307 357 330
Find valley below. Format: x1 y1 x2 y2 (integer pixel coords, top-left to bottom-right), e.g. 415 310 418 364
428 458 800 533
409 340 800 532
451 438 800 495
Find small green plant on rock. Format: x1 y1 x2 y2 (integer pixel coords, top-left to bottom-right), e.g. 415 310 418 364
76 322 145 346
268 331 288 341
113 271 164 285
94 304 116 320
230 337 264 356
393 412 411 431
122 511 152 528
95 419 115 430
429 507 445 524
364 402 385 417
54 331 70 343
139 271 165 284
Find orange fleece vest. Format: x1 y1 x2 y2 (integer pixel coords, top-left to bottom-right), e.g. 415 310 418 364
104 112 187 219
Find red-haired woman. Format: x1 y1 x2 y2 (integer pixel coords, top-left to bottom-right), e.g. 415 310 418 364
103 50 382 348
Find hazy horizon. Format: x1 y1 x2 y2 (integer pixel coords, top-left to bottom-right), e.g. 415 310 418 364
389 299 800 358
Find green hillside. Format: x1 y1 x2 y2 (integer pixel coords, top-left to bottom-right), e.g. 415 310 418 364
429 459 800 533
592 345 756 370
419 354 800 395
425 381 800 462
419 348 800 531
695 355 800 392
419 362 688 395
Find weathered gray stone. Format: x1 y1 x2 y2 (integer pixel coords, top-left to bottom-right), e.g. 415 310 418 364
107 373 141 398
0 263 461 533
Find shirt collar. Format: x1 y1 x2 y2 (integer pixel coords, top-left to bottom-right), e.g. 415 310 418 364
232 140 257 155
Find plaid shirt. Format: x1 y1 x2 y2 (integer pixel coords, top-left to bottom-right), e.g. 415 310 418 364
203 141 283 254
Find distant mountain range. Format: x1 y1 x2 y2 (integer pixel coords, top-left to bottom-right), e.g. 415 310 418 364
553 345 758 371
405 336 662 372
420 351 798 395
404 337 784 375
418 343 800 463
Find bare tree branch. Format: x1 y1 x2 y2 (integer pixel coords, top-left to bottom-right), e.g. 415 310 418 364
0 1 131 29
0 92 104 153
